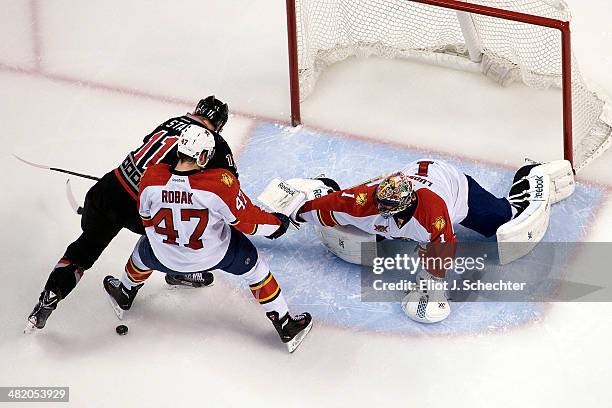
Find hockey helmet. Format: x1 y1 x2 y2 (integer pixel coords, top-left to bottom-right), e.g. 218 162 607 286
375 172 414 218
177 125 216 168
194 95 229 132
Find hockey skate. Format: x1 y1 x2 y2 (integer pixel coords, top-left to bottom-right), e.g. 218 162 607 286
103 276 143 320
267 311 313 353
25 290 59 333
165 272 214 288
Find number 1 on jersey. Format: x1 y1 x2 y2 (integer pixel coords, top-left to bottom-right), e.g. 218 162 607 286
417 160 434 176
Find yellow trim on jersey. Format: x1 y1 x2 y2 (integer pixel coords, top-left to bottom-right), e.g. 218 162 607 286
316 210 328 227
230 219 240 226
329 211 339 226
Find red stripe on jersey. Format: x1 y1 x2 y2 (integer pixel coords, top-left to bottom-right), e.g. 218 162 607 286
144 136 179 168
317 210 338 227
133 130 166 162
299 185 379 218
139 164 174 189
233 222 258 235
412 189 456 278
138 164 174 223
188 169 281 227
113 168 138 200
141 216 153 228
412 189 455 241
417 160 434 177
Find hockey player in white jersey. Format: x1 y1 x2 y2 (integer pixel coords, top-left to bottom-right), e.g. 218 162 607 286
293 158 567 324
103 125 312 352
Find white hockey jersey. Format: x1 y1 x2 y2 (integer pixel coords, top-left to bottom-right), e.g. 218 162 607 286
139 164 281 272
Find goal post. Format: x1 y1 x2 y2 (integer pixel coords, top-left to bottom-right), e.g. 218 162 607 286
285 0 612 172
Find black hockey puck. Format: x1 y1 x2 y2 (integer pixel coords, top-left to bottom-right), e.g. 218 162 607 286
116 324 128 335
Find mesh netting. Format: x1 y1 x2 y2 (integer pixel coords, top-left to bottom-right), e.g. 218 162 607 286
294 0 612 170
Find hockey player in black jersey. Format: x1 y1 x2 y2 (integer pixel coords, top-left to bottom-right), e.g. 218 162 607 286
26 96 236 332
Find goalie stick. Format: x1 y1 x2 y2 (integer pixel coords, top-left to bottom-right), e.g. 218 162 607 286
348 174 385 189
13 154 100 181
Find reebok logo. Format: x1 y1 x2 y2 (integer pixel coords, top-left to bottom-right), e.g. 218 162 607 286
534 176 544 200
278 182 296 196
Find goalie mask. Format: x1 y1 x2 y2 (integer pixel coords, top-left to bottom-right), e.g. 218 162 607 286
375 172 415 218
177 125 216 168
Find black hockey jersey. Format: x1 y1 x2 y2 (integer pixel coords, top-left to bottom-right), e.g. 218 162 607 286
114 114 238 199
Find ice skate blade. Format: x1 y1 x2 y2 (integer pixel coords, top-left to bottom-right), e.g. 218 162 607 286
107 296 125 320
166 281 214 290
24 319 38 334
286 320 313 353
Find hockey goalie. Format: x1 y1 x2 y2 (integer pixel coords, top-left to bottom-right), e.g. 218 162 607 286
258 159 575 324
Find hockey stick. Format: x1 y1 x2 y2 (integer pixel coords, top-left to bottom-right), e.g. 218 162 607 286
13 154 100 181
65 179 84 215
347 174 385 189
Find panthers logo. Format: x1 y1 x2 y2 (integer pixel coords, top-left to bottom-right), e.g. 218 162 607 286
432 216 446 231
221 173 234 187
356 192 368 206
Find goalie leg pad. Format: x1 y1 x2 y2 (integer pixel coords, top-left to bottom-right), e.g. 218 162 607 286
536 160 575 204
319 225 377 265
518 160 575 204
497 167 552 265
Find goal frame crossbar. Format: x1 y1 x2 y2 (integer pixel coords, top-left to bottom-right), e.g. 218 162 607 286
285 0 574 167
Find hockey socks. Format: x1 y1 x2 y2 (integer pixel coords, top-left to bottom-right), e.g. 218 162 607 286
242 258 289 317
121 246 153 289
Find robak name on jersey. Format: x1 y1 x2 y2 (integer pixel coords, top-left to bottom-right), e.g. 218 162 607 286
115 114 238 199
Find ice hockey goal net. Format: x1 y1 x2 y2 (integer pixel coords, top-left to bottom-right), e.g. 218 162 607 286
285 0 612 171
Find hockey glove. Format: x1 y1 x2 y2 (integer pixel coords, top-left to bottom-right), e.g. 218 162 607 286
266 212 294 239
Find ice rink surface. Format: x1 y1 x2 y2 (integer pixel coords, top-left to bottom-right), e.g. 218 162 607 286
1 1 612 407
